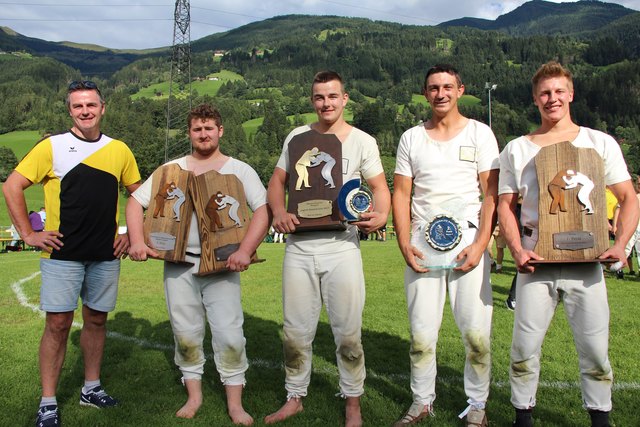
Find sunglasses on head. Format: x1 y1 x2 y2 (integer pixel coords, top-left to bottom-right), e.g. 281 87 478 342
68 80 99 91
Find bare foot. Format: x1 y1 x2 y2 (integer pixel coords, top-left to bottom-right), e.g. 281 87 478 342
345 396 362 427
229 406 254 425
176 378 203 419
176 397 202 419
264 398 303 424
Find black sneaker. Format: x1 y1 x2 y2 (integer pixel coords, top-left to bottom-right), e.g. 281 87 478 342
616 269 624 279
589 410 610 427
506 297 516 311
36 405 59 427
513 409 533 427
80 386 119 408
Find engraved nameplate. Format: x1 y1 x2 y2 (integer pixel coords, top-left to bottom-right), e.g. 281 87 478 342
149 232 177 251
214 243 241 261
552 231 594 251
298 199 333 219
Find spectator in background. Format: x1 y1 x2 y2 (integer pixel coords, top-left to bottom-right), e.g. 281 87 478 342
270 225 284 243
615 178 640 278
492 224 507 273
39 206 47 226
29 210 44 232
606 188 618 240
8 224 20 247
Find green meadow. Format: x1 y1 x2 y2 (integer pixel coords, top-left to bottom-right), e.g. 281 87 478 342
131 70 244 100
0 130 42 160
241 111 355 139
1 244 639 426
411 93 481 107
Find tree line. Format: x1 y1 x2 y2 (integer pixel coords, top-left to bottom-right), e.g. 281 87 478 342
1 16 639 188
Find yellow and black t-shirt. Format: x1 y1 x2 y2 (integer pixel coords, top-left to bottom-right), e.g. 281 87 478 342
16 131 141 261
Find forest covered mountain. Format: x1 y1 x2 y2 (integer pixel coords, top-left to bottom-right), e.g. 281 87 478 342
440 0 636 35
0 26 164 76
1 0 638 75
1 0 640 184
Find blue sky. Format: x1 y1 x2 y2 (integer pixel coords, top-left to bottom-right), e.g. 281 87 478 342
0 0 638 50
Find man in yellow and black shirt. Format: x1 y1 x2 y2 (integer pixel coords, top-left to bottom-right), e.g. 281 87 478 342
3 80 140 427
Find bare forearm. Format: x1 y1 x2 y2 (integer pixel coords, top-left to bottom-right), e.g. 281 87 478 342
125 197 146 246
391 177 412 248
267 170 287 216
497 199 522 255
474 169 498 248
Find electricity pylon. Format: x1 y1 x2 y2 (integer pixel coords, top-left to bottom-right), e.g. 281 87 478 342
165 0 192 161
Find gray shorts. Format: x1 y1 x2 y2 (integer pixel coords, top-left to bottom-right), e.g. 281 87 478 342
40 258 121 312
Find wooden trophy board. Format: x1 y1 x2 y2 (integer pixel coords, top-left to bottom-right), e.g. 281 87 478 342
287 130 345 232
534 141 609 262
143 163 194 263
190 169 258 275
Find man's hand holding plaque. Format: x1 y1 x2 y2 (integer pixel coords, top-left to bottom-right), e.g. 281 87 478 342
128 239 160 262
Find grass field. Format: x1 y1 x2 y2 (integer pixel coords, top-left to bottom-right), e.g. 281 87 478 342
0 130 42 160
411 94 481 107
241 110 355 140
1 243 639 426
242 113 319 139
131 70 244 101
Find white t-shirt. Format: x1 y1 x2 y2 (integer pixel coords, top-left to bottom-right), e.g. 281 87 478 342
133 156 267 255
499 126 631 231
394 119 499 234
275 125 384 254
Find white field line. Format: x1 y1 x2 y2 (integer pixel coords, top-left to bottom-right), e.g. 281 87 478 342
11 273 640 391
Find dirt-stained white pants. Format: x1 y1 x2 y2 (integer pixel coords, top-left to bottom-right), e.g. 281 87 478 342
164 256 248 385
510 262 612 411
404 230 493 408
281 248 366 398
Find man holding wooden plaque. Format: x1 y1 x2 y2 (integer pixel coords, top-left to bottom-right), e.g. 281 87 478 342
265 71 390 427
126 104 269 424
498 62 639 427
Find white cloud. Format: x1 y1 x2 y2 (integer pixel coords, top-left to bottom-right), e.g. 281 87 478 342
0 0 637 50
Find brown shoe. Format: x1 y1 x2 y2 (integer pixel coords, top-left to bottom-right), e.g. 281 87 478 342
465 408 488 427
392 402 433 426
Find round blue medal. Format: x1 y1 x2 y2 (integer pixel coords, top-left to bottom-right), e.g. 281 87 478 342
424 215 462 251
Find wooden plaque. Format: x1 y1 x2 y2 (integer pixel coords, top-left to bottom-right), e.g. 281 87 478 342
534 141 609 262
143 164 194 263
287 130 345 232
190 169 259 275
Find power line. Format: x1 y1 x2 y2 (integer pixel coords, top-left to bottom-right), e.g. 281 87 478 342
2 18 172 22
0 0 439 25
0 2 171 5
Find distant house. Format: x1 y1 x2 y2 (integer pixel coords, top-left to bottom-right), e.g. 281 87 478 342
213 50 226 57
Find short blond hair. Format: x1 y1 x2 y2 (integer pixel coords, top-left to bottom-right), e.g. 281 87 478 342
531 61 573 94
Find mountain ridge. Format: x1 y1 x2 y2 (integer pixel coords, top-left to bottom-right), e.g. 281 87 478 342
1 1 638 75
